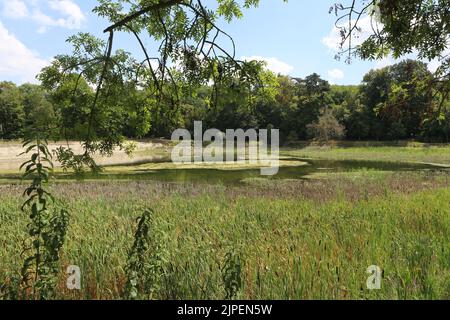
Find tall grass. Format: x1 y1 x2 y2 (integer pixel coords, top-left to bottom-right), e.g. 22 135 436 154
282 143 450 165
0 174 449 300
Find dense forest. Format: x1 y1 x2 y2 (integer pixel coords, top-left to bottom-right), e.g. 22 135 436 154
1 59 449 143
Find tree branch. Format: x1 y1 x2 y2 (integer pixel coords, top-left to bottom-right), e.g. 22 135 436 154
103 0 183 33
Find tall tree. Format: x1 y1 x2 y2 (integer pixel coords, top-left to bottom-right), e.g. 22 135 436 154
361 60 433 139
19 84 56 135
0 82 25 139
332 0 449 113
292 74 333 139
38 0 287 169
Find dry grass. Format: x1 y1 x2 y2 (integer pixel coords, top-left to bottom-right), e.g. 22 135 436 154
0 140 170 173
1 170 448 203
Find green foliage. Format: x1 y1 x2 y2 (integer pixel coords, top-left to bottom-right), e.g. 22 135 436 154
292 74 333 139
46 74 94 140
33 0 294 172
221 249 244 299
333 0 449 121
19 138 70 300
20 84 56 135
422 99 450 142
54 146 101 175
361 0 449 62
334 0 449 66
360 60 434 140
2 0 449 303
307 108 346 143
125 208 168 300
0 82 25 139
3 1 449 149
38 33 140 165
2 58 449 143
122 141 138 157
1 172 450 299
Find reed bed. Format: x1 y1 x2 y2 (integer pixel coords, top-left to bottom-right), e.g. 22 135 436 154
1 171 449 299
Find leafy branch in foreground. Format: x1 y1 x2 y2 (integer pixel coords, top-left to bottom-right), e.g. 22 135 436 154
38 0 287 173
331 0 449 115
54 146 101 176
18 137 70 300
125 208 168 300
222 248 244 300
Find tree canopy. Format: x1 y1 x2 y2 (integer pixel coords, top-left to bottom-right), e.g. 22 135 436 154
4 59 450 144
332 0 449 107
29 0 450 170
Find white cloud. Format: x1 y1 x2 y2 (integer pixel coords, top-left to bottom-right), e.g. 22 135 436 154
2 0 28 18
322 16 375 52
0 20 49 83
1 0 86 32
322 28 341 52
374 56 395 69
426 48 450 73
241 56 294 75
427 59 441 73
322 12 448 74
47 0 85 29
328 68 344 80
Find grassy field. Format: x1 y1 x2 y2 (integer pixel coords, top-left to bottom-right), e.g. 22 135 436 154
282 141 450 165
0 141 449 300
0 172 449 300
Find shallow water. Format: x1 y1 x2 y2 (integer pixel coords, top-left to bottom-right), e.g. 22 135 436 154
1 158 447 185
15 158 446 185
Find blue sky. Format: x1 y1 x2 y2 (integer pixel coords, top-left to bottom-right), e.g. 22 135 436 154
0 0 434 85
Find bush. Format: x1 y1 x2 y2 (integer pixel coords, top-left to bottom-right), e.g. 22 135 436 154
306 109 346 143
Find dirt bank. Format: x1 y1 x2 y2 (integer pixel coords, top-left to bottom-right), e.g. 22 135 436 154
0 140 171 173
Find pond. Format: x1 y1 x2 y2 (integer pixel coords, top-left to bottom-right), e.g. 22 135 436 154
1 158 448 185
2 158 441 185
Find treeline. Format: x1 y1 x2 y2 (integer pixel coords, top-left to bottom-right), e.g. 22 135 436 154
1 59 449 142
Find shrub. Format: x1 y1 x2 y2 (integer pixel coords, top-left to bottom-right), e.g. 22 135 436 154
307 109 346 143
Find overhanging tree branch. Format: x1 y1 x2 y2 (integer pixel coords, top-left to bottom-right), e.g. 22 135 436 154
103 0 184 33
